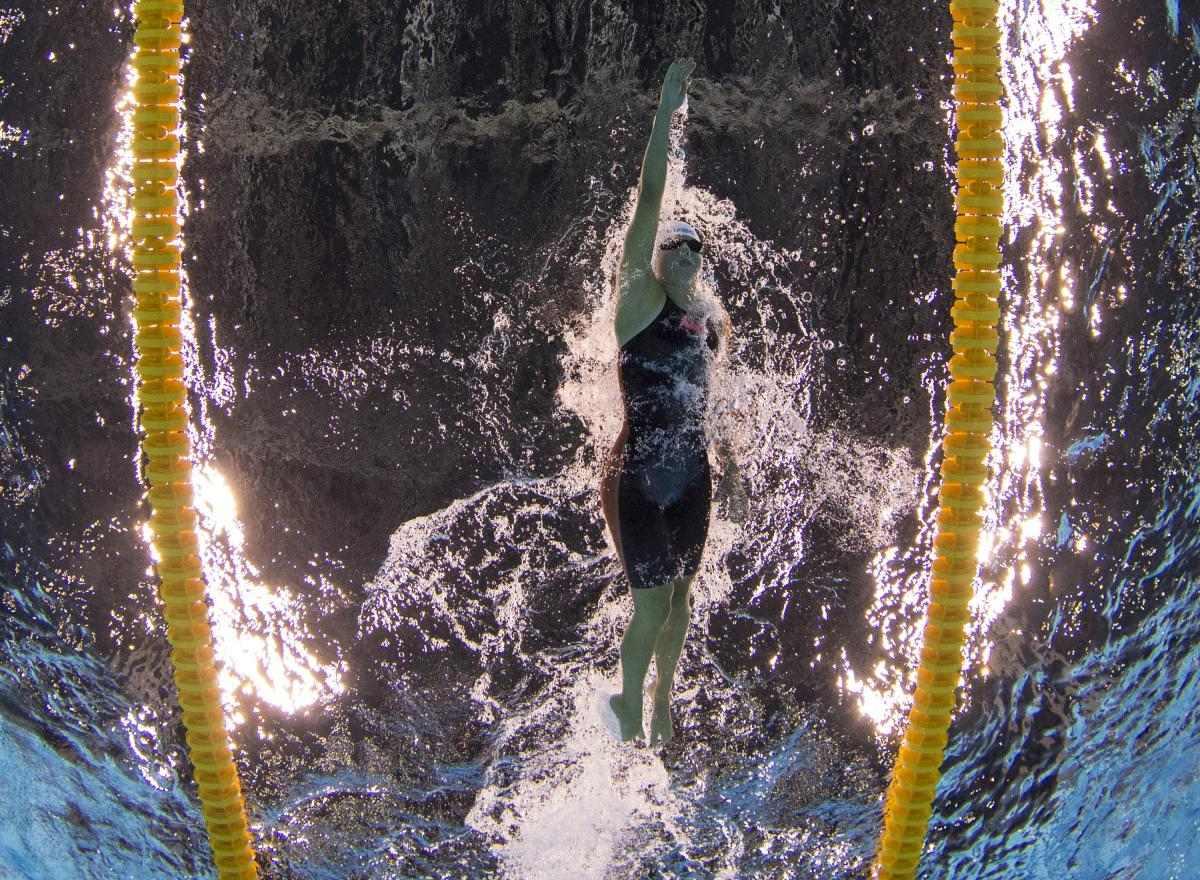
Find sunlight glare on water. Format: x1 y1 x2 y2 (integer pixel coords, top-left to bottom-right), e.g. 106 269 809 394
191 464 346 715
980 0 1104 664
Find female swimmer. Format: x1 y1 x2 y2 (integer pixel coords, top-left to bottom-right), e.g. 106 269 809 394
600 59 724 745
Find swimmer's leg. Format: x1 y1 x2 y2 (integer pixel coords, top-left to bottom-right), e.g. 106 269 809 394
610 581 673 741
649 576 693 746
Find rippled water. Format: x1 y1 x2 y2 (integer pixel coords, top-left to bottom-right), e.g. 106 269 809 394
2 1 1199 878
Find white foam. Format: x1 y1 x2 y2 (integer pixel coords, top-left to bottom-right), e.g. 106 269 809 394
468 672 681 880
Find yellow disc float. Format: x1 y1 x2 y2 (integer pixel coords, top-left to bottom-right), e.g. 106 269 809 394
129 1 260 877
873 0 1004 877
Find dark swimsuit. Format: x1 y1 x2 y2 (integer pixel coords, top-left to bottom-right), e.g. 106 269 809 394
601 298 718 589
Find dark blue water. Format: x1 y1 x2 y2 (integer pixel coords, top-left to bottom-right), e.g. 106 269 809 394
2 1 1198 878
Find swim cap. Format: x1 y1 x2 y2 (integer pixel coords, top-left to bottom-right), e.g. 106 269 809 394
657 220 702 248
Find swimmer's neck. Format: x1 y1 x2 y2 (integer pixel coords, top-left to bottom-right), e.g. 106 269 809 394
662 279 702 313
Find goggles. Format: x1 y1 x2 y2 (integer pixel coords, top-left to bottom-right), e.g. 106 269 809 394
659 237 703 254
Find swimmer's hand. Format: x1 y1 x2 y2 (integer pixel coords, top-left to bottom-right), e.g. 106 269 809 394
659 59 696 114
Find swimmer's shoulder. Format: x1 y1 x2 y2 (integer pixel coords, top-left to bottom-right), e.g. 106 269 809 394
615 272 667 347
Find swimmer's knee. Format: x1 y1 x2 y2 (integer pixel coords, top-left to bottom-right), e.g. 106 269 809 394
632 581 675 624
669 577 693 609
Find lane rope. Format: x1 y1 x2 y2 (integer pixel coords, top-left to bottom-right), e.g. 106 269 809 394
873 1 1004 877
129 2 259 877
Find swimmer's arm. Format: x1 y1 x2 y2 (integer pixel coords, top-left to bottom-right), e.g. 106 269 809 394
614 108 669 344
616 60 694 344
620 101 670 277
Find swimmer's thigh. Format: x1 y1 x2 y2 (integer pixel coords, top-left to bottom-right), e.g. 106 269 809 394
617 478 676 590
665 466 713 580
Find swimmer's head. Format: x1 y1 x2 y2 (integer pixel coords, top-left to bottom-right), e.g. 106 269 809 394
652 220 704 293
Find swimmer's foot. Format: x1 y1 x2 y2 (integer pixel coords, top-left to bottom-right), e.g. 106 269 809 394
608 694 645 742
649 696 674 746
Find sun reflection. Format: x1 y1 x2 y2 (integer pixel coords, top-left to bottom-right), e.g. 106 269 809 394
974 0 1098 659
1094 130 1113 173
193 466 241 545
1060 62 1075 112
977 528 995 565
841 661 909 737
190 463 346 717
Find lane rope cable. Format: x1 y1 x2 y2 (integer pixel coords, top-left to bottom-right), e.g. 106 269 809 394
873 0 1004 877
129 1 259 877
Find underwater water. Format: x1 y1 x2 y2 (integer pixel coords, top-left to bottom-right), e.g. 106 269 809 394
2 0 1199 878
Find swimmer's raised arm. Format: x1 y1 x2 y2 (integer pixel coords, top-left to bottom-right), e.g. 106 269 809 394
615 59 695 343
623 60 693 269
